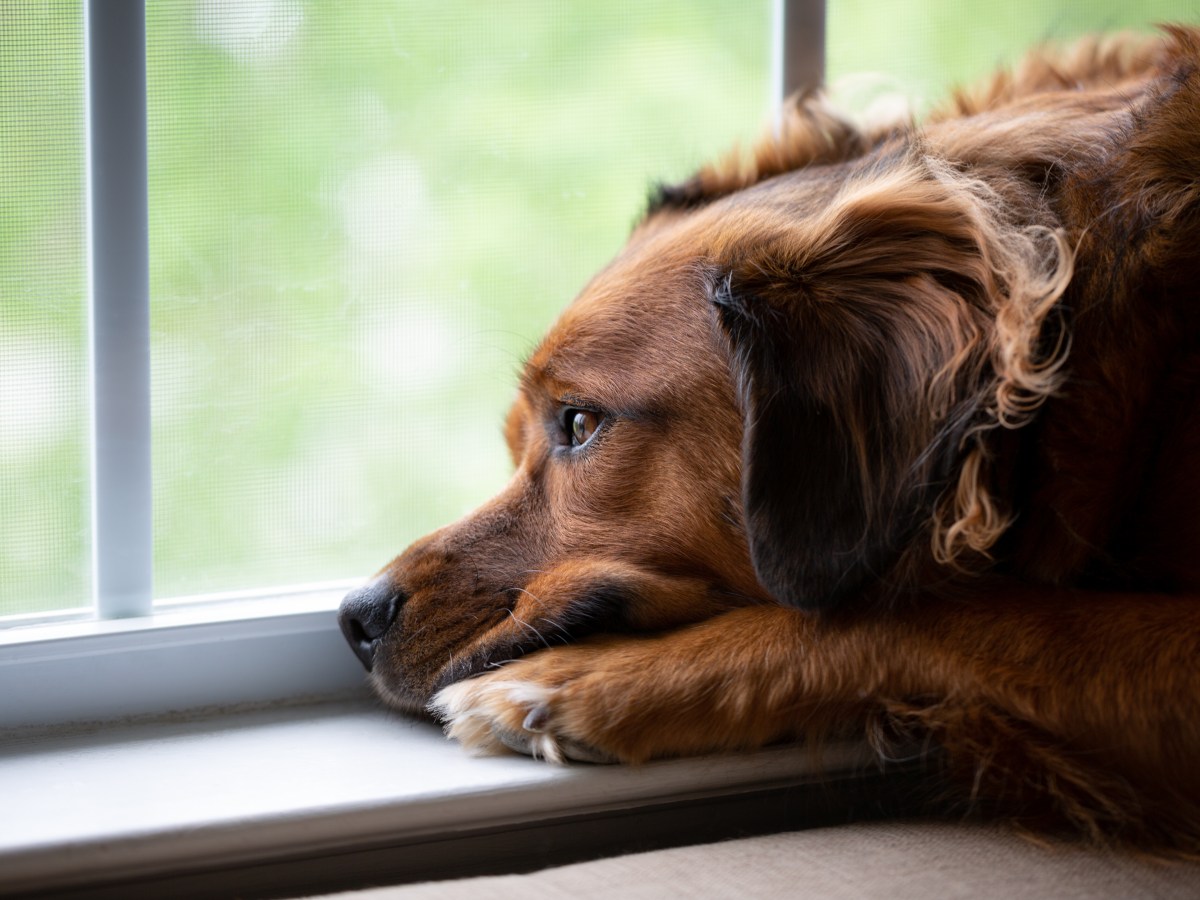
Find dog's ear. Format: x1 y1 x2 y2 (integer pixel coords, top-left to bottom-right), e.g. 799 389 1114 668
712 154 1070 612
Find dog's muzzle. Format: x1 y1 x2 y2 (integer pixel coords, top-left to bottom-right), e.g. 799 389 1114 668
338 577 405 671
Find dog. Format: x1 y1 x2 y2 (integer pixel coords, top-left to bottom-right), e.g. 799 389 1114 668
339 27 1200 850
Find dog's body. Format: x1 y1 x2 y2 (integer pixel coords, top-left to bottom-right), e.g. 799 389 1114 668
340 28 1200 849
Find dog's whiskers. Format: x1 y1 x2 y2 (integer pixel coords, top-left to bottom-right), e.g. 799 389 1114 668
505 607 551 648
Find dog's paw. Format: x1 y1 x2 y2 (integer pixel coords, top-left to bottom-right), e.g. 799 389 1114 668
429 648 623 764
429 612 811 765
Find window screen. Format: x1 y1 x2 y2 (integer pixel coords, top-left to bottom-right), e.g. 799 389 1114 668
7 2 1192 618
0 3 90 617
145 1 773 600
827 0 1198 113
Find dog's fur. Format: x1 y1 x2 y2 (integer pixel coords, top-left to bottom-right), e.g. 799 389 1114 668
339 28 1200 851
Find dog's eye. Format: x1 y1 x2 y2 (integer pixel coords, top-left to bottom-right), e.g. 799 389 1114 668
564 408 600 448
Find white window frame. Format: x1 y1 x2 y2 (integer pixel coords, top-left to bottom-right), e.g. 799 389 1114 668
88 0 153 622
0 0 825 730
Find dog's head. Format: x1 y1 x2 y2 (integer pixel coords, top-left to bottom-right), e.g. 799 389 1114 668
339 107 1071 714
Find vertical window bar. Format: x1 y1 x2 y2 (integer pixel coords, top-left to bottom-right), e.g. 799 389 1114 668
86 0 152 619
779 0 826 100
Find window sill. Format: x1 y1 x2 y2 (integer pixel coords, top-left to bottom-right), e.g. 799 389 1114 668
0 697 921 898
0 588 364 728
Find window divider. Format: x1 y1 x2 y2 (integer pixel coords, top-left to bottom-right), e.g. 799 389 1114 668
86 0 153 620
779 0 825 102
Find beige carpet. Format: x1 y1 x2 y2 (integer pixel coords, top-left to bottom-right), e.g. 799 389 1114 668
306 821 1200 899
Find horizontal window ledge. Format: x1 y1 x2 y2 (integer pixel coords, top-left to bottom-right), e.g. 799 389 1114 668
0 698 928 898
0 589 365 729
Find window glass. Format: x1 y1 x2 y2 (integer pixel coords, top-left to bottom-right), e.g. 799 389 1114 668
827 0 1198 114
146 2 773 600
5 3 1195 618
0 2 90 617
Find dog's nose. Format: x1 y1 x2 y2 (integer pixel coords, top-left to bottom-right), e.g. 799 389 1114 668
338 578 405 672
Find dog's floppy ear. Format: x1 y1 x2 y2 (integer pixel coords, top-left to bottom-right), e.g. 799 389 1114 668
712 153 1070 612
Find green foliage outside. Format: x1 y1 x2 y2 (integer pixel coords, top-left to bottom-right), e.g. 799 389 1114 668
826 0 1198 111
1 1 1194 615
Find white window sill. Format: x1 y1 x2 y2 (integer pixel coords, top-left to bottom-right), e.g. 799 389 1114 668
0 696 911 898
1 588 930 896
0 588 365 728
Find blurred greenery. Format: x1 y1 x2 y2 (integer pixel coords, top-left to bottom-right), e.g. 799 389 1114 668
1 1 1195 615
0 2 89 615
827 0 1199 110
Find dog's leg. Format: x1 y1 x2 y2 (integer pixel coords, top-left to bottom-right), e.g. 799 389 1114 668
432 606 832 764
432 591 1200 845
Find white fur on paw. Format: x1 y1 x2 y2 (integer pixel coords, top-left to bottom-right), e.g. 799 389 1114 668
430 678 567 763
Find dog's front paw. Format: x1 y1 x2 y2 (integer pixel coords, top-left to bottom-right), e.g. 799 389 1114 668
431 667 618 764
429 611 813 765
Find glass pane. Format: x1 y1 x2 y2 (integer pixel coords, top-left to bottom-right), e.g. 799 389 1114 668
147 1 772 599
0 2 90 617
828 0 1199 112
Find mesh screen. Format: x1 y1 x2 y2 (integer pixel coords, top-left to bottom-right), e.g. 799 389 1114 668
9 3 1186 613
146 1 772 599
0 2 90 616
827 0 1198 113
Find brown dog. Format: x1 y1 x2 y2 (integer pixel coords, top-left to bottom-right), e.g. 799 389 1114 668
339 28 1200 849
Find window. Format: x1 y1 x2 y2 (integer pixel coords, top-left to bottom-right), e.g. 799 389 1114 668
2 0 1192 723
826 0 1198 115
3 1 774 626
0 0 781 729
1 4 89 620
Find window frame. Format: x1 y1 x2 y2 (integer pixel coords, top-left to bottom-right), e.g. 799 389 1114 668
0 0 825 729
88 0 153 621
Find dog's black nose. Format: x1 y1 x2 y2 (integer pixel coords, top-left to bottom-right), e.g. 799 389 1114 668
338 578 405 672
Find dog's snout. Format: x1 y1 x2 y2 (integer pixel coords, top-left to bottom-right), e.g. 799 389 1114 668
338 579 405 672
